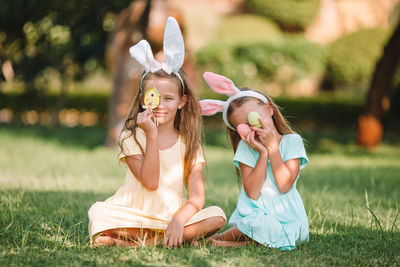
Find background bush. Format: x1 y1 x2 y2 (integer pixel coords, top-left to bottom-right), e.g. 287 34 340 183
196 34 326 92
214 15 282 44
0 92 361 128
325 28 388 87
245 0 321 30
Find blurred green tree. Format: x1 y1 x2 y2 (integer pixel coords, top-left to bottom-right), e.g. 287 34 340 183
0 0 132 123
357 21 400 147
245 0 320 31
0 0 133 87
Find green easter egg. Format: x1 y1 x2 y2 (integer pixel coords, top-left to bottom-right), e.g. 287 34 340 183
248 111 262 128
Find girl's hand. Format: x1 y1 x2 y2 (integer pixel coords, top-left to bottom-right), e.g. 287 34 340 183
163 216 185 248
253 117 279 151
243 130 267 154
137 108 157 136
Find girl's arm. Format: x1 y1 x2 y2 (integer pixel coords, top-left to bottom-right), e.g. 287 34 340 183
126 109 160 191
163 162 205 248
267 145 300 193
240 131 268 200
253 121 300 193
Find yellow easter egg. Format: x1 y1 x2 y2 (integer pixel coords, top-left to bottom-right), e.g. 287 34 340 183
248 111 262 128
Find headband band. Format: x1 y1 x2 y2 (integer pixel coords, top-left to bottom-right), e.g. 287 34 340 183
222 91 268 130
139 71 185 94
199 72 269 130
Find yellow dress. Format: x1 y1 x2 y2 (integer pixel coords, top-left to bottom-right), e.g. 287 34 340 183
88 128 226 242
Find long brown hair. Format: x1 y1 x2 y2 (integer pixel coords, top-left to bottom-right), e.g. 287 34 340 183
119 69 203 184
226 88 294 183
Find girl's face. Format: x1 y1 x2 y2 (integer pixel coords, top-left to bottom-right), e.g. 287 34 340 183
142 78 187 126
229 99 274 129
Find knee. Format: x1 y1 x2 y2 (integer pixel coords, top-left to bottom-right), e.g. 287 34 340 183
214 216 226 230
102 229 114 236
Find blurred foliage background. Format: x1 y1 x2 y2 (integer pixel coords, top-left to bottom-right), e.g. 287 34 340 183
0 0 399 135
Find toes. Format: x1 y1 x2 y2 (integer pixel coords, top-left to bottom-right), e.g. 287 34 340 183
190 240 200 247
94 235 114 247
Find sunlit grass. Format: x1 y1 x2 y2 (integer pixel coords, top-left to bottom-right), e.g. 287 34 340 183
0 124 399 266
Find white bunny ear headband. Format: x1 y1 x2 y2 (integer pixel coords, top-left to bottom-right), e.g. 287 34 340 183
129 17 185 93
200 72 269 130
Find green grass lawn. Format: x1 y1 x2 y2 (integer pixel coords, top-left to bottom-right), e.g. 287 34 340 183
0 124 399 266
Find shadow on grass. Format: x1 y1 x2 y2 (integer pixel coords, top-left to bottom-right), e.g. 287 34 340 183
0 123 107 149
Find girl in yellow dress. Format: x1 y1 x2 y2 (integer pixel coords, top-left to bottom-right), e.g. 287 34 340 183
88 17 226 248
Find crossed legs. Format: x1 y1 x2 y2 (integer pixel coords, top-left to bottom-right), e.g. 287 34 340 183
93 215 226 247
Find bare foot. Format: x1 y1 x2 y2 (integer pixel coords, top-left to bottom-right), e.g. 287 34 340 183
93 235 115 247
207 233 222 241
190 240 200 247
206 233 222 244
211 239 248 247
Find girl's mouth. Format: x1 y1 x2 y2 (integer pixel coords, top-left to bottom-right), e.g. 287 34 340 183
155 111 167 116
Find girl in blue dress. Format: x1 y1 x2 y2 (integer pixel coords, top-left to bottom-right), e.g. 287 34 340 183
200 72 309 250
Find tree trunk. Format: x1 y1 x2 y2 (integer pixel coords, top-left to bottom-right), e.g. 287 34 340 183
105 0 184 147
357 22 400 148
105 1 150 147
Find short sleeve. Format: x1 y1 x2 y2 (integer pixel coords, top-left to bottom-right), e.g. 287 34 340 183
118 128 146 164
282 134 308 170
233 140 258 169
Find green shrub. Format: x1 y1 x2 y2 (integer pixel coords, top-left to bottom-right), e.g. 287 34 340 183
2 91 400 129
245 0 320 30
0 91 109 125
326 28 388 86
215 14 282 44
196 35 326 95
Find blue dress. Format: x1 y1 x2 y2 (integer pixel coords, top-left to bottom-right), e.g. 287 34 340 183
229 134 309 251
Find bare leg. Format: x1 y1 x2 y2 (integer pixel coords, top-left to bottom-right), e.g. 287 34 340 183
209 225 248 242
93 234 138 247
183 216 226 242
211 240 249 247
206 225 255 247
93 216 225 247
93 228 163 247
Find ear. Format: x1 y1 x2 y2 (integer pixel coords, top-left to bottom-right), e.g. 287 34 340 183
203 72 240 96
178 94 187 109
199 99 225 116
265 102 273 116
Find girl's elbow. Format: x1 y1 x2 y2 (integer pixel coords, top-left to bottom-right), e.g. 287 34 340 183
278 185 290 194
141 178 159 191
243 186 261 200
277 179 293 193
146 184 158 191
143 183 158 191
247 191 260 200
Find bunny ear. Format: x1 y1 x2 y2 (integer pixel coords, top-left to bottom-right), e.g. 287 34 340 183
129 40 161 72
199 100 226 116
203 72 240 96
163 17 185 74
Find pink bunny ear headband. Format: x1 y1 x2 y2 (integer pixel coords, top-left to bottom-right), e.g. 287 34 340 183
129 17 185 93
200 72 268 130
